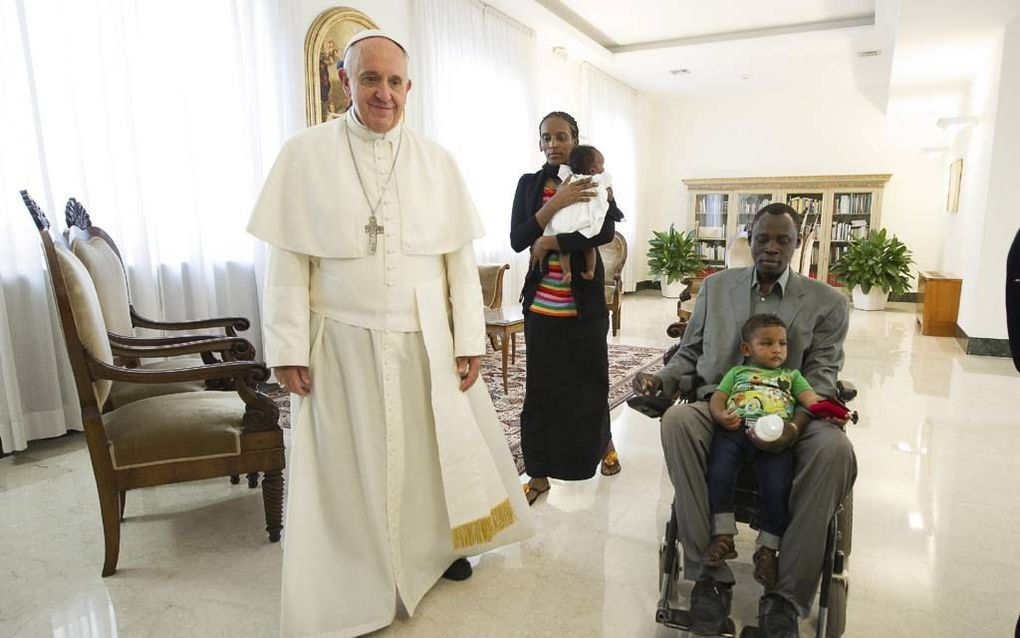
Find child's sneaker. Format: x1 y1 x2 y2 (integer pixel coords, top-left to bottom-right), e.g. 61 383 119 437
703 534 737 567
753 546 779 589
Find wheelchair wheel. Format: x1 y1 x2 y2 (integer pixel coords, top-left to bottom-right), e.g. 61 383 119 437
836 492 853 556
825 577 848 637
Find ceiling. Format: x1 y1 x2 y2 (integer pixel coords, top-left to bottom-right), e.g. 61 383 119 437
534 0 888 98
539 0 876 48
492 0 1020 102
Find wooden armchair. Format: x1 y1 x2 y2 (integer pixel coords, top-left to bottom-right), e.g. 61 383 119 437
478 263 510 351
22 191 285 577
599 232 628 336
478 262 510 310
63 198 255 376
64 199 264 487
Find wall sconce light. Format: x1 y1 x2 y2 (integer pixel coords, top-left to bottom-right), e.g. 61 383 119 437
552 46 568 60
936 116 978 132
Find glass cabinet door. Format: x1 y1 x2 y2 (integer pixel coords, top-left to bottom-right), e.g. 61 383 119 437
828 192 874 286
694 193 729 270
735 193 774 235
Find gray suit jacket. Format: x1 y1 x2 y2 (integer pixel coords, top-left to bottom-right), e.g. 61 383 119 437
659 267 849 400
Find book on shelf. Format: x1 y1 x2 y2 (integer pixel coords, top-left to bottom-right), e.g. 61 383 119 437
739 197 772 218
696 226 725 239
696 242 727 262
835 193 872 216
787 196 822 216
830 219 869 241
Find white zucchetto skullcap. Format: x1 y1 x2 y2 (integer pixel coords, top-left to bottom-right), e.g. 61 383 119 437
343 29 409 59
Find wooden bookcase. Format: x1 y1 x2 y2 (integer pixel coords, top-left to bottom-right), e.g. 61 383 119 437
683 174 892 286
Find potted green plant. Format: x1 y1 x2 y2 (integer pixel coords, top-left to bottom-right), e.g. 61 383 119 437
828 228 914 310
647 225 706 298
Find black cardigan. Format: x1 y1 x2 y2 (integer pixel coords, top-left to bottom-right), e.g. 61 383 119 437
510 166 623 318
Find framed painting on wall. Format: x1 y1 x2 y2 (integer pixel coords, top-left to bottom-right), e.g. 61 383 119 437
947 158 963 213
304 7 377 127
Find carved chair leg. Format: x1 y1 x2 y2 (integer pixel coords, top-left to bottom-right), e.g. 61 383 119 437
99 487 122 577
488 333 499 353
230 475 240 485
119 490 127 522
247 472 260 489
261 470 284 543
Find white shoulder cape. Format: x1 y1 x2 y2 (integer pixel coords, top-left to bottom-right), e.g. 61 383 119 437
247 116 484 257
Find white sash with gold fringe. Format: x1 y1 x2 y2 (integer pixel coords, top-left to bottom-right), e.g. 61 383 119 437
414 278 522 549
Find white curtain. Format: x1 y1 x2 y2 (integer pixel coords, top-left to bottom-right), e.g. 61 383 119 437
0 0 293 452
413 0 537 308
582 63 639 292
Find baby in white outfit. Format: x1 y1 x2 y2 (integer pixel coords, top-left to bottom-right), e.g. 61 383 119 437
545 145 612 283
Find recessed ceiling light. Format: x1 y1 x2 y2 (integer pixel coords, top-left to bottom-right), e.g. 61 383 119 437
937 116 978 130
669 68 691 76
857 50 881 57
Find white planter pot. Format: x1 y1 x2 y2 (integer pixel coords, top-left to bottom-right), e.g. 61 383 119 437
851 285 889 311
661 279 685 298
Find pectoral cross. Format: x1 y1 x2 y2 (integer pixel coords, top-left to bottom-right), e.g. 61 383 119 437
364 215 384 254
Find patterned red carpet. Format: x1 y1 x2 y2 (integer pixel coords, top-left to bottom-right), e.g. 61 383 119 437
267 340 665 473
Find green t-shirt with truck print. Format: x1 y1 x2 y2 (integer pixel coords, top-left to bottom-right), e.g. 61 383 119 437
717 364 812 421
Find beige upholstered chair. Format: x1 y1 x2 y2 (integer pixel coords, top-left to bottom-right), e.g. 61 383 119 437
478 263 510 351
599 232 627 336
478 263 510 310
22 191 285 577
793 225 817 276
65 199 265 487
64 199 255 407
726 233 754 269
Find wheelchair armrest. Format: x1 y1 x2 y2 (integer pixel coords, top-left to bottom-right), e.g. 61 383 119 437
836 380 857 403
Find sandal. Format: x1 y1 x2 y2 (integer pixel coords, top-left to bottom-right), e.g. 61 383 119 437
753 546 779 589
600 450 622 476
522 481 550 506
703 534 738 567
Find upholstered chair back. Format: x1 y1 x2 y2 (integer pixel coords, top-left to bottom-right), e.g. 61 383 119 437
727 234 754 269
477 263 510 309
598 232 628 303
794 226 817 276
54 243 115 406
70 236 134 335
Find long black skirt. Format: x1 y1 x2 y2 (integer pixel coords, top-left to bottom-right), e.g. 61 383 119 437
520 310 611 480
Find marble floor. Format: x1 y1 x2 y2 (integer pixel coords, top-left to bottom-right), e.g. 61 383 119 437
2 294 1019 637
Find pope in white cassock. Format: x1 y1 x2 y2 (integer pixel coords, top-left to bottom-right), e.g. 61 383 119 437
247 30 533 637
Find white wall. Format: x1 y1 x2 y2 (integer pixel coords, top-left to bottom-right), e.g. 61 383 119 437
944 19 1019 340
639 87 948 288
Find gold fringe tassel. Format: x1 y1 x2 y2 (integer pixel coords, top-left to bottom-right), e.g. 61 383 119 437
450 498 518 550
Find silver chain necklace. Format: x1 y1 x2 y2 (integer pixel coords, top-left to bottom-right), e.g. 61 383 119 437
345 115 404 254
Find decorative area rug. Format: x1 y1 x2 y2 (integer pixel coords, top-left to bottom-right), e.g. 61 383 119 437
266 340 665 473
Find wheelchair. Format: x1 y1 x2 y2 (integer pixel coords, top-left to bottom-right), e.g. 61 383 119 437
631 372 858 638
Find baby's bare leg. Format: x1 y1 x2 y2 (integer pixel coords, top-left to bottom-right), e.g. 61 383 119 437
582 247 596 279
559 251 573 283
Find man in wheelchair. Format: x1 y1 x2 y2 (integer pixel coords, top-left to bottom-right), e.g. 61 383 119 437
632 203 856 637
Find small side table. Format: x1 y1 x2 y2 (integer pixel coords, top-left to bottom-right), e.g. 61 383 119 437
916 271 962 337
484 308 524 393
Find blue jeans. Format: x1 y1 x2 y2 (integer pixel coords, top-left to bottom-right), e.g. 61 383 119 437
707 427 794 546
